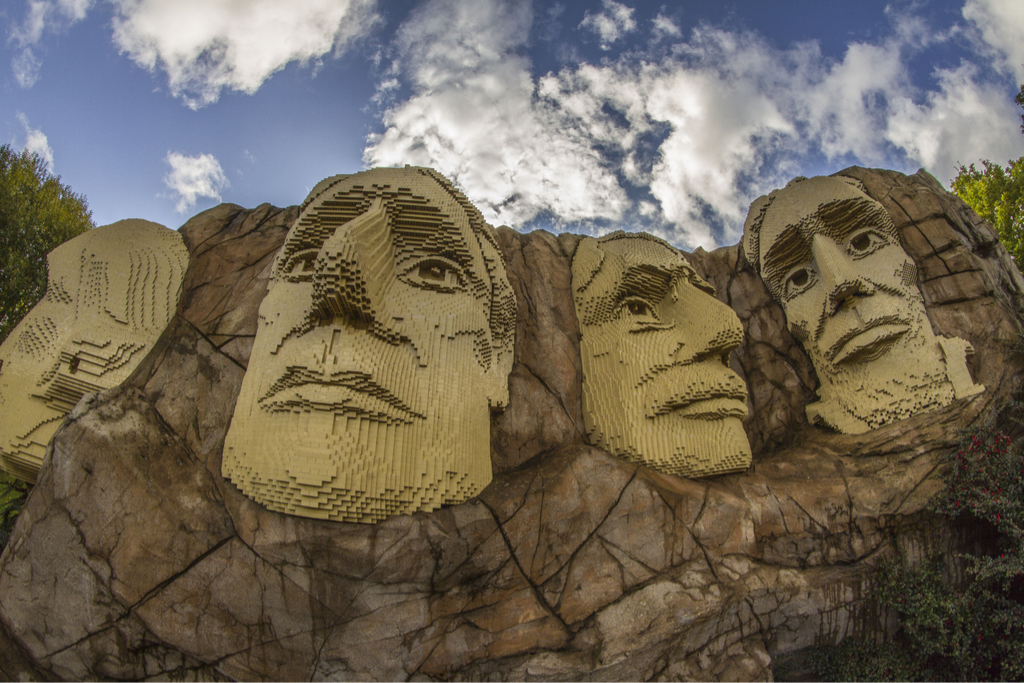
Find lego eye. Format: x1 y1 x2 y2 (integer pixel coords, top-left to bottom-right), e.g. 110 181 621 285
620 297 658 321
401 258 467 293
280 248 319 282
784 265 814 298
847 229 886 257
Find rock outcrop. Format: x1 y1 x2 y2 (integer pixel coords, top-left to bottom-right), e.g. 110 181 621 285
1 168 1022 681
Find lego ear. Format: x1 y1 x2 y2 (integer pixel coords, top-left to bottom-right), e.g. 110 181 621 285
480 298 515 410
484 357 511 411
472 229 517 412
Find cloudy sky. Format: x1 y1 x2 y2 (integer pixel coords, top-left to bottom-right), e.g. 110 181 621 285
3 0 1024 249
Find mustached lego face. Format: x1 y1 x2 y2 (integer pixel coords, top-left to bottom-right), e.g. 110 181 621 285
0 220 188 482
221 168 515 523
758 189 924 375
572 233 751 478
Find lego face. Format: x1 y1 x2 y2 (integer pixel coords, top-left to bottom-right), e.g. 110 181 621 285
221 169 514 523
0 220 188 482
746 176 982 433
757 194 924 374
572 234 751 478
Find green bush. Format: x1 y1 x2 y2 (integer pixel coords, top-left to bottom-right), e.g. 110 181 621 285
810 425 1024 681
0 471 30 552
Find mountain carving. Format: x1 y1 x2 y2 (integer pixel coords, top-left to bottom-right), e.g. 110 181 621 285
1 167 1022 681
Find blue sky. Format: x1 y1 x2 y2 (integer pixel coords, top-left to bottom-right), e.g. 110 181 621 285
3 0 1024 250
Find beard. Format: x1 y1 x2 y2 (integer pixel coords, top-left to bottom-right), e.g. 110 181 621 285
805 287 955 431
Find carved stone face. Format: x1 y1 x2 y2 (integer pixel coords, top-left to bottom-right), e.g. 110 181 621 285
0 220 188 482
745 176 982 433
221 168 515 523
571 233 751 477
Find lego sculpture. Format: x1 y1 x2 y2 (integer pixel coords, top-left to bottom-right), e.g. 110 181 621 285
222 167 516 523
571 232 752 477
0 220 188 482
743 175 984 434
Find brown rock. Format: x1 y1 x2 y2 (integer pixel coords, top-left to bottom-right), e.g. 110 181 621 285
1 167 1022 681
490 227 586 471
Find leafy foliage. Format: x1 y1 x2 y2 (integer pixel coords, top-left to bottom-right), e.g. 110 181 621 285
951 85 1024 272
809 422 1024 681
0 144 94 344
0 471 30 552
805 637 920 682
951 158 1024 270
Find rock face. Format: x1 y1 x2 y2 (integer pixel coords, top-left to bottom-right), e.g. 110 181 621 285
1 168 1023 681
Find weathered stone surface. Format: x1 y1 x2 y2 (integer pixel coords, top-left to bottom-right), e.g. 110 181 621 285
1 167 1022 681
490 227 586 471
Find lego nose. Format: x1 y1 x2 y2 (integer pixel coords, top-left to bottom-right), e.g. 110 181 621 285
673 289 745 364
812 233 873 314
310 199 389 324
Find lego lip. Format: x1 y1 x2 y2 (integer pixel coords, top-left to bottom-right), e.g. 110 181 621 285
671 397 748 419
259 370 422 423
652 384 749 418
828 322 910 365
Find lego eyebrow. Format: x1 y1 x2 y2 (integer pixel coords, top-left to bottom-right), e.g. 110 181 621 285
815 199 896 244
615 263 676 304
762 224 811 290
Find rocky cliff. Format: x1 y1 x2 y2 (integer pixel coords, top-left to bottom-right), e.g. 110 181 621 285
1 168 1022 681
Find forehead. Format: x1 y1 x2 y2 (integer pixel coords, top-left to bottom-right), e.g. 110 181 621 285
588 236 692 298
280 180 479 263
758 183 892 267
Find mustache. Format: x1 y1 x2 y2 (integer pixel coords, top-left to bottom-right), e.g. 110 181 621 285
812 281 912 342
824 315 910 363
639 362 748 417
259 366 423 421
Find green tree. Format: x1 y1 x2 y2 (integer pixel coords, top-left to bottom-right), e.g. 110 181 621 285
951 85 1024 271
0 144 94 345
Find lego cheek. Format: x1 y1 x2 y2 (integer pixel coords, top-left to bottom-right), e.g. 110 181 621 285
258 282 317 353
899 260 919 289
788 319 810 343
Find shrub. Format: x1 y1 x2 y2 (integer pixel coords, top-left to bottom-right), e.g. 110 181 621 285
809 425 1024 681
0 471 30 552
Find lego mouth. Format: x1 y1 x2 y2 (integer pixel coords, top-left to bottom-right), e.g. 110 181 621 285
828 322 910 365
260 369 423 424
670 397 748 419
651 376 748 418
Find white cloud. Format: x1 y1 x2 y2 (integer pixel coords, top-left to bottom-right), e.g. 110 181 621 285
11 47 41 88
535 29 804 246
16 113 54 172
579 0 636 50
10 1 48 47
110 0 380 108
652 14 681 40
366 0 629 229
887 63 1024 173
962 0 1024 84
368 0 1024 249
164 151 228 212
8 0 94 87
